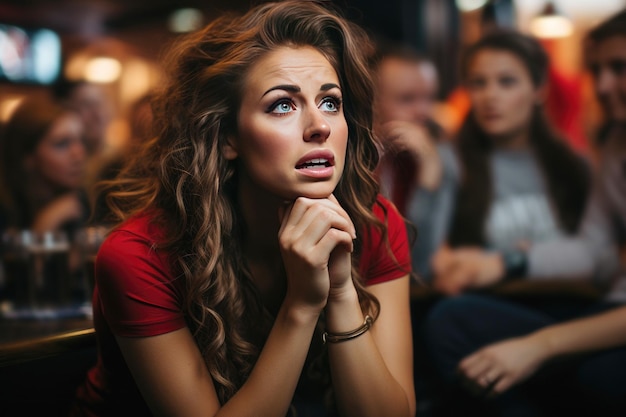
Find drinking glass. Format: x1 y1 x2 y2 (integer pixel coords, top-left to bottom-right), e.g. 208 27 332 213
29 230 71 311
1 229 33 311
74 225 109 306
0 230 72 318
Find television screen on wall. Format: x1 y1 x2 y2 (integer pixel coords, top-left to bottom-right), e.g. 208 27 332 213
0 23 62 85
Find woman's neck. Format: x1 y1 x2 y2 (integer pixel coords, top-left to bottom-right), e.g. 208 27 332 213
491 127 530 151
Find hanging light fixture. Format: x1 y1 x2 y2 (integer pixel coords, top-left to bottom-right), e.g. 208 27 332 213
529 1 573 39
455 0 488 12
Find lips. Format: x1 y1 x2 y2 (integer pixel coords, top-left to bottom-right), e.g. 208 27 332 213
296 158 331 169
295 150 335 169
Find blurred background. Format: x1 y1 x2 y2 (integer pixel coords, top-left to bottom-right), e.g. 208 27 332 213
0 0 624 156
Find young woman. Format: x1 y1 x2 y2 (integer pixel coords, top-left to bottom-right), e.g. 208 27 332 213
0 95 88 235
425 26 626 417
430 30 591 295
70 2 415 417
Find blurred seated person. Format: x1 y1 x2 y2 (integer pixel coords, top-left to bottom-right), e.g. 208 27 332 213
430 29 594 296
426 19 626 417
370 40 459 281
54 79 114 200
0 95 89 236
54 79 112 158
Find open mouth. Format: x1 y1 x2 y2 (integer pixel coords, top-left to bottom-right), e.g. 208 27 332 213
296 158 332 169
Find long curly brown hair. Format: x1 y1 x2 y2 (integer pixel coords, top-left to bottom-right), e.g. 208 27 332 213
98 0 384 403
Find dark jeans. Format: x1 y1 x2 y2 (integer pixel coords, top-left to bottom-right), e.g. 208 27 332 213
424 294 626 417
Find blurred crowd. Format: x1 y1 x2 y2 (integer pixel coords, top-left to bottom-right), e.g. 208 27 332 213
371 8 626 417
0 80 153 316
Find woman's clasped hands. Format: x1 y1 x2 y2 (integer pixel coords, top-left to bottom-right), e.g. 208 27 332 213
278 194 357 311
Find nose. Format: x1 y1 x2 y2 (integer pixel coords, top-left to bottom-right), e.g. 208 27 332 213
595 67 615 97
482 81 499 101
71 140 87 162
303 107 331 143
411 101 432 125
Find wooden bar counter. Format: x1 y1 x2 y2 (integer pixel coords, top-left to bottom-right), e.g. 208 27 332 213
0 316 95 367
0 314 96 416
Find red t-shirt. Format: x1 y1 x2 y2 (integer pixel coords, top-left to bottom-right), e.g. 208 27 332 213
72 195 410 416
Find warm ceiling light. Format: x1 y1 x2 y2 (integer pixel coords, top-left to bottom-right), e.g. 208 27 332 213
529 1 573 38
456 0 488 12
0 96 24 122
168 8 204 33
84 57 122 83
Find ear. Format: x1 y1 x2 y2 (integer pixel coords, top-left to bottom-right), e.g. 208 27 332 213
222 135 239 160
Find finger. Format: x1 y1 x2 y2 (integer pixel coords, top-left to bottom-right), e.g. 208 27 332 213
281 197 310 228
432 262 465 295
281 202 355 253
292 196 351 230
488 376 513 397
318 228 354 255
279 198 326 242
278 201 294 233
434 278 463 296
433 248 460 276
327 194 356 239
460 375 485 398
449 261 477 291
482 366 502 390
460 356 492 383
459 352 480 369
298 205 355 247
461 368 498 397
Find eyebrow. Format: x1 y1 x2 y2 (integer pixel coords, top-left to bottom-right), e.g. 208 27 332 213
262 83 341 97
321 83 341 91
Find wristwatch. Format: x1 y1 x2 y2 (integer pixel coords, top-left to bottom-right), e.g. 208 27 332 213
502 250 528 280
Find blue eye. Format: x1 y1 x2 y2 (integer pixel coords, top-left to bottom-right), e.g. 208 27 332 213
320 96 341 113
269 99 294 114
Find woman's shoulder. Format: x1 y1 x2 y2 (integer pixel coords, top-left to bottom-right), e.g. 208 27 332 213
100 210 168 258
372 194 403 224
97 210 177 289
360 194 411 284
113 209 167 240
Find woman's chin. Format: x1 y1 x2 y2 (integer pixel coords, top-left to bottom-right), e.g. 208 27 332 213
284 188 336 201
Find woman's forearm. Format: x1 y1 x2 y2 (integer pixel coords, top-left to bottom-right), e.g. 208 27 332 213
219 303 320 417
531 305 626 360
324 285 414 417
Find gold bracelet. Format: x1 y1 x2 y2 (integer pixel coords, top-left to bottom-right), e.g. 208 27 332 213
322 315 373 344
